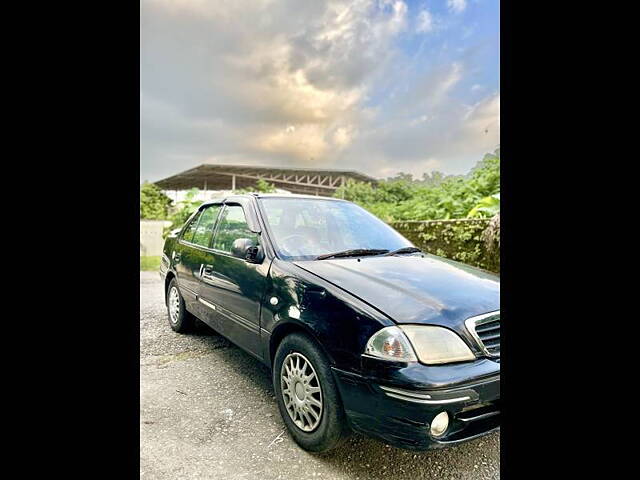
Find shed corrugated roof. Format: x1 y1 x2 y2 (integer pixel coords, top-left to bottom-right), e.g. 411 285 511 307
154 163 376 195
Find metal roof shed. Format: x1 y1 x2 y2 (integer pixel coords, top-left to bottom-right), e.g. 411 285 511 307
154 164 376 196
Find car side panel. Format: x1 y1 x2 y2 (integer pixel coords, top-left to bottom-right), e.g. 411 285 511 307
172 243 203 309
198 252 270 359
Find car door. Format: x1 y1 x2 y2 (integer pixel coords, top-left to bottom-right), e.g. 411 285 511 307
182 202 223 330
172 210 203 310
198 202 268 358
174 205 221 313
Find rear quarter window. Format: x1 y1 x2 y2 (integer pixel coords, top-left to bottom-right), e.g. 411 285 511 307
180 211 201 243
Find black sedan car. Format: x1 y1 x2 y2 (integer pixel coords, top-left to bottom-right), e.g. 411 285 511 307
160 193 500 452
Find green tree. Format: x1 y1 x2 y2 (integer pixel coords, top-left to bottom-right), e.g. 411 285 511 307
333 147 500 222
237 179 277 193
466 148 500 197
468 193 500 218
386 172 415 182
166 188 202 235
140 182 172 219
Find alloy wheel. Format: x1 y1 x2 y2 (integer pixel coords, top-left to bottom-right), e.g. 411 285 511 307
169 286 180 324
280 352 323 432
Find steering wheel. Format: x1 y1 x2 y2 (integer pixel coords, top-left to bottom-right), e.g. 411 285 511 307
279 234 317 256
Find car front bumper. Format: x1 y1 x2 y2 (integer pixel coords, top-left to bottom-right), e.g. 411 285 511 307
331 359 500 450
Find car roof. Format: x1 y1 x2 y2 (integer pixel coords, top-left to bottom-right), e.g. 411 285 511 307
254 193 345 201
199 193 346 208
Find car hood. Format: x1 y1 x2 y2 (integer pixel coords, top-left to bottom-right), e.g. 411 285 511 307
293 254 499 329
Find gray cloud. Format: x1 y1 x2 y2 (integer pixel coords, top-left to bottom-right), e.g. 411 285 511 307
140 0 498 182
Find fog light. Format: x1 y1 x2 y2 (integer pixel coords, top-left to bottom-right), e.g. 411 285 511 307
430 411 449 437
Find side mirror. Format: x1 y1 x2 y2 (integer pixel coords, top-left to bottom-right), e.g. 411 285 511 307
231 238 264 264
231 238 254 259
245 245 265 264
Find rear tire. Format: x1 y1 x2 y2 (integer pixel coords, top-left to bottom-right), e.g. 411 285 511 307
166 278 195 333
273 332 350 452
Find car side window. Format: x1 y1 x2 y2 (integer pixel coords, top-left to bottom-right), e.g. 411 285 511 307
192 205 221 248
181 211 202 243
212 205 259 253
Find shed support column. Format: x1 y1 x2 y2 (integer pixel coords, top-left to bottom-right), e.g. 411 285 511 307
231 174 236 192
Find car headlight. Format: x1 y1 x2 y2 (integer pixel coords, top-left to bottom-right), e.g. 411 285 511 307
401 325 476 365
364 326 418 362
364 325 476 365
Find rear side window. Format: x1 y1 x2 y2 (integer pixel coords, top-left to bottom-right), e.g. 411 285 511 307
180 211 201 243
192 205 221 247
212 205 259 253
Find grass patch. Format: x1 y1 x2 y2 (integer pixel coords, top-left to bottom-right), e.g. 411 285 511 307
140 256 161 271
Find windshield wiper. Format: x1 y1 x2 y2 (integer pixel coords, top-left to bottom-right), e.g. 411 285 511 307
316 248 390 260
383 247 422 256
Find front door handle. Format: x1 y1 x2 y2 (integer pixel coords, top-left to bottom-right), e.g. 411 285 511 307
202 265 213 276
173 252 181 264
201 264 214 280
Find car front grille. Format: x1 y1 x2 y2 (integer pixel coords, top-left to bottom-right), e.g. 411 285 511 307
465 311 500 357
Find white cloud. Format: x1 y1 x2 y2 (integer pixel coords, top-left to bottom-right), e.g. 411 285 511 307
339 59 499 177
447 0 467 14
463 92 500 135
416 9 434 33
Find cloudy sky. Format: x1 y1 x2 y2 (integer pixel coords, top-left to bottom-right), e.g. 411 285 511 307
140 0 499 183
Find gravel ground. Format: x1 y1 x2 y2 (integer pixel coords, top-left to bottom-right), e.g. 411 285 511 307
140 271 500 479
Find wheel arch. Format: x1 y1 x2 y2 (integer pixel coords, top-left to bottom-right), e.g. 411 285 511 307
268 320 336 370
164 270 176 305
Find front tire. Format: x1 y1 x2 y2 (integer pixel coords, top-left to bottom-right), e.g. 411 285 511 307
166 278 195 333
273 333 350 452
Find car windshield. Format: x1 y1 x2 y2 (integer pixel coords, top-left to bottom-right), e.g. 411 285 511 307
259 197 413 260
